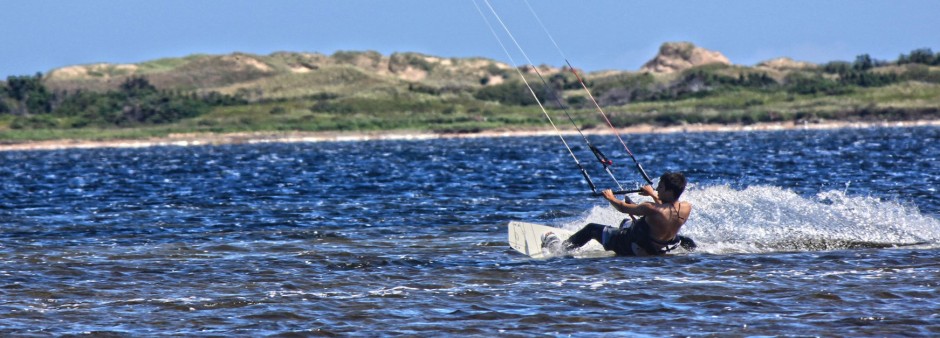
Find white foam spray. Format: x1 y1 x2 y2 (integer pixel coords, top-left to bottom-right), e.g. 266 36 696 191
561 185 940 254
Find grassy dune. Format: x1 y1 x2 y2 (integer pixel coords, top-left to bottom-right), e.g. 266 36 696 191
2 50 939 143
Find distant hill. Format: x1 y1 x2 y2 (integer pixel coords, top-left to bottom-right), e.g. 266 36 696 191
39 42 801 100
43 51 518 101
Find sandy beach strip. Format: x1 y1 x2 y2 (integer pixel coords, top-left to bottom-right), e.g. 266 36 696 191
2 119 938 152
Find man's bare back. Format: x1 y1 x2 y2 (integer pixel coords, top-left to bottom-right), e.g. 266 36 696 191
640 200 692 243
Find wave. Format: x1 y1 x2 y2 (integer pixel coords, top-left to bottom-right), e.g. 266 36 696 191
561 185 940 254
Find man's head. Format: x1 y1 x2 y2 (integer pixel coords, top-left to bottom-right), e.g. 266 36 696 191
656 172 687 202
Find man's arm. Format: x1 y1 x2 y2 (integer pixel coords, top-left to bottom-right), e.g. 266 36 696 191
601 189 655 216
639 185 662 204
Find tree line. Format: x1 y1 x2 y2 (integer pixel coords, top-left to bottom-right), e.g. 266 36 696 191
0 74 245 129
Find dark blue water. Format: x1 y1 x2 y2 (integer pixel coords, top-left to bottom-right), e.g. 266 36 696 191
1 127 938 336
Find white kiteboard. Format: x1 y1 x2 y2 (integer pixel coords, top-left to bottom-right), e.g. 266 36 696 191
507 221 612 259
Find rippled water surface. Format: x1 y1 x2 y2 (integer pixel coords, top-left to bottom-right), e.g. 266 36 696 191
1 127 939 336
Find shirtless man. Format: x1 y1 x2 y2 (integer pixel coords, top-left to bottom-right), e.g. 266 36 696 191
550 172 695 256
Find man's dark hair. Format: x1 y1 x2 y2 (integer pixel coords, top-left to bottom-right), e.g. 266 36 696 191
660 172 687 198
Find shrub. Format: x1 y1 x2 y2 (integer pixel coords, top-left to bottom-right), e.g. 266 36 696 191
567 95 587 107
389 53 434 72
898 48 936 65
784 73 850 95
10 114 59 129
823 61 852 74
473 81 541 106
840 71 898 87
5 73 53 114
853 54 874 71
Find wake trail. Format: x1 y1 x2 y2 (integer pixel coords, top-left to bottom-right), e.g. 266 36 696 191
561 185 940 254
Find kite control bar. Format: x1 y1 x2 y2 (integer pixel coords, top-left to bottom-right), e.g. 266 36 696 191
590 188 643 197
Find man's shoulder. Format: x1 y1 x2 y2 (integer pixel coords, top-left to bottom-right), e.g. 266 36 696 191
639 202 660 210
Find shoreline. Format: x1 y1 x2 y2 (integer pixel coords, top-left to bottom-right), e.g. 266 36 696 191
2 119 938 152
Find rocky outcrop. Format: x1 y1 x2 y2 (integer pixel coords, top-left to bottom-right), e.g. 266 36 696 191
640 42 731 73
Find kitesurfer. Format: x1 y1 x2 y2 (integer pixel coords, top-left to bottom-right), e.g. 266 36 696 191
547 172 696 256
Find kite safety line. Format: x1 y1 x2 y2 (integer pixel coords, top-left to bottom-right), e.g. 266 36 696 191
472 0 601 194
477 0 627 193
474 0 646 196
475 0 640 195
521 0 654 185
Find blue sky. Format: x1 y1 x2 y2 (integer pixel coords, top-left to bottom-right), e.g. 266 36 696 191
1 0 938 78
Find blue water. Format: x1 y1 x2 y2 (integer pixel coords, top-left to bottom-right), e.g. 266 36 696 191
1 126 939 336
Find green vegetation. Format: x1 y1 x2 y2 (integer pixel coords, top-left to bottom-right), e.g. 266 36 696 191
2 47 939 143
1 75 244 132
